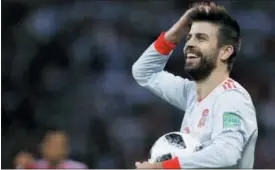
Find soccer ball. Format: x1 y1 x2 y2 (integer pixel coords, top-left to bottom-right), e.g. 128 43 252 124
148 132 203 163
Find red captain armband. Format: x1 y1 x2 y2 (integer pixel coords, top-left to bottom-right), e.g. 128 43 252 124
154 32 176 55
162 157 181 169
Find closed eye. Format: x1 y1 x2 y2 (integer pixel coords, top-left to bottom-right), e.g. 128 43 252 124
196 34 209 41
186 33 209 42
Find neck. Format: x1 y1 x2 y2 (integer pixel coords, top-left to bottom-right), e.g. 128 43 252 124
196 69 229 101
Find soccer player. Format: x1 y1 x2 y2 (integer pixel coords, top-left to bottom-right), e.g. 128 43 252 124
132 2 258 169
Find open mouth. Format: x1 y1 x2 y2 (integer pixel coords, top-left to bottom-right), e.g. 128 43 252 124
186 53 200 59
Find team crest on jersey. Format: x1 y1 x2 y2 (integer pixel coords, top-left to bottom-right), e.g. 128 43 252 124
197 109 209 128
184 127 190 133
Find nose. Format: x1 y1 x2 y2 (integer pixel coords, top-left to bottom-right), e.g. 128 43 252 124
185 37 196 47
184 38 196 54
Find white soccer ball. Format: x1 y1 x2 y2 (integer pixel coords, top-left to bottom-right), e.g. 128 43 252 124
148 132 203 163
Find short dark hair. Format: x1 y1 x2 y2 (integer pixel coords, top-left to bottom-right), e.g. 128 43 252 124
188 3 241 71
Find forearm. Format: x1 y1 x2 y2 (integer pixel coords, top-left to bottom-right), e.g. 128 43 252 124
132 33 175 85
180 143 240 168
133 12 189 83
164 15 189 44
162 134 243 169
163 145 240 169
132 33 191 111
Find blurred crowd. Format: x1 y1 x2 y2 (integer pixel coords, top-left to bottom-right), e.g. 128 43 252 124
13 130 87 168
2 0 275 168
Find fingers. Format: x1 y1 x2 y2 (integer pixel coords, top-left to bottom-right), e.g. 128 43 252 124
192 1 217 13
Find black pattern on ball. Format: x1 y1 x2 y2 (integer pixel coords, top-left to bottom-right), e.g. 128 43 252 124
165 133 186 149
156 153 173 162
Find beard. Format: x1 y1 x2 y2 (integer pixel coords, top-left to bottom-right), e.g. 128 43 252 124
184 48 218 82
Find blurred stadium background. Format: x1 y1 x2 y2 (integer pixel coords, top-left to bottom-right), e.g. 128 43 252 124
2 0 275 168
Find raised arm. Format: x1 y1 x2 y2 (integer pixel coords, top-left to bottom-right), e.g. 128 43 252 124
131 3 216 111
132 33 194 111
131 6 200 111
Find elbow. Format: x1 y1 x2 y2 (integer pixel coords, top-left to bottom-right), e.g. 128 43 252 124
222 145 241 167
132 63 149 86
131 63 141 83
131 63 139 81
226 155 240 167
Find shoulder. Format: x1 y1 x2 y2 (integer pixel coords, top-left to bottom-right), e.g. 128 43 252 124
218 78 253 105
214 79 256 121
186 80 196 92
64 160 88 169
213 79 258 135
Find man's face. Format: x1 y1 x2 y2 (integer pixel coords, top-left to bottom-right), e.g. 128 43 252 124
183 21 220 81
42 132 68 162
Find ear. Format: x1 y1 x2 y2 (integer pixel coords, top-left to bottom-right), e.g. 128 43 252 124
219 45 234 61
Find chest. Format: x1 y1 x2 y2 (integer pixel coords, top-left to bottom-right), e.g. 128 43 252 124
180 98 216 143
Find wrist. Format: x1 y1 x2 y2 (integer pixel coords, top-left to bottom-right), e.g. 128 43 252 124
154 32 176 55
164 31 179 44
165 16 189 44
162 157 181 169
